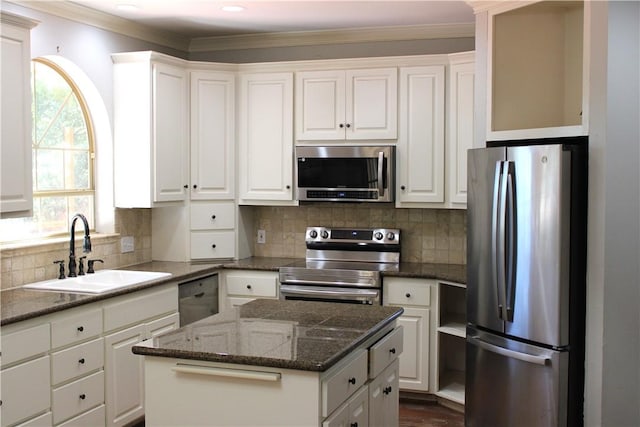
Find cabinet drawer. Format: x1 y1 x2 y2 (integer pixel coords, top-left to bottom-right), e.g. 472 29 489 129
190 231 235 259
51 338 104 386
1 323 50 367
369 326 403 378
57 404 104 427
226 272 277 297
51 307 103 349
52 370 104 425
322 348 368 417
385 278 431 307
103 284 178 332
14 411 52 427
0 356 51 427
190 202 235 230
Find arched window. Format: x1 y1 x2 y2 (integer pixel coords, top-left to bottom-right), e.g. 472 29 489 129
0 58 95 241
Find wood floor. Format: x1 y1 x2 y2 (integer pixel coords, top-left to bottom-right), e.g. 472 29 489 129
399 400 465 427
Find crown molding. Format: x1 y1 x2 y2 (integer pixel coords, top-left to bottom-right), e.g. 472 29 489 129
9 0 191 52
189 22 475 52
9 1 474 54
1 9 39 28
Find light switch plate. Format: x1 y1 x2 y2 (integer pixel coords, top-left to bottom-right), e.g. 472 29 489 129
257 230 266 244
121 236 134 253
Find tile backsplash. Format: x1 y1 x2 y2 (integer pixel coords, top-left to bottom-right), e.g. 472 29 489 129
0 209 152 291
251 204 466 264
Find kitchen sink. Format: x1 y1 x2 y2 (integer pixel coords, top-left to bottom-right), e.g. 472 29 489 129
23 270 172 294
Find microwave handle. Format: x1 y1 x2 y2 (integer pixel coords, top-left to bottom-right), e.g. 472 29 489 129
378 151 385 196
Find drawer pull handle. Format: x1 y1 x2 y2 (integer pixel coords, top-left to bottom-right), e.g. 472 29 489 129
405 293 411 298
79 394 86 400
246 285 252 290
389 348 396 354
348 377 356 385
78 358 85 364
383 386 392 395
77 326 84 332
194 292 205 298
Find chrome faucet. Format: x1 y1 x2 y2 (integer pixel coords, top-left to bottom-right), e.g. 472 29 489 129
68 213 92 277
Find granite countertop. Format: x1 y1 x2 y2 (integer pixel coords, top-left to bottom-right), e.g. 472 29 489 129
1 257 465 326
133 298 403 372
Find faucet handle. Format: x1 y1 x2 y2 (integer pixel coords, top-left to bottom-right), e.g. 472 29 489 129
78 256 87 276
87 259 104 274
53 260 65 279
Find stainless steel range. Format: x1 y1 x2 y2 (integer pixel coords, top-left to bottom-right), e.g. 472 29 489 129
279 226 400 305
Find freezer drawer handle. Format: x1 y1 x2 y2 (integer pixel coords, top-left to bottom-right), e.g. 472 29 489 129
468 336 550 366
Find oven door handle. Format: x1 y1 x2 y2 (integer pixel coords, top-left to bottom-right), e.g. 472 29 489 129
280 278 376 288
280 284 379 299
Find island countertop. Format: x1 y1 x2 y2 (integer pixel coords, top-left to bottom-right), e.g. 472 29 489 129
133 299 403 372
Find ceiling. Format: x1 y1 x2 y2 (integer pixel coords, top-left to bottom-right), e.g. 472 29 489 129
68 0 475 39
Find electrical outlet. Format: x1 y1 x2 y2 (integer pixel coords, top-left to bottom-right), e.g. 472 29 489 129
121 236 134 253
257 229 266 244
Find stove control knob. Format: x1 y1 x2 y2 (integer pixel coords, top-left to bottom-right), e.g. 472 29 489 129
386 232 396 241
374 232 384 240
309 230 318 238
321 230 329 239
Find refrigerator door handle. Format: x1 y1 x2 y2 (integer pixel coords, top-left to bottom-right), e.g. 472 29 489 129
492 161 509 321
468 335 550 366
505 161 517 322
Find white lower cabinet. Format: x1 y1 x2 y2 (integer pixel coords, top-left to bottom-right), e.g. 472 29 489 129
369 359 400 427
0 283 178 427
383 278 434 392
323 384 369 427
220 270 279 311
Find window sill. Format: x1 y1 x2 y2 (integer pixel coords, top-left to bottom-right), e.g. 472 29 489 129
1 233 120 254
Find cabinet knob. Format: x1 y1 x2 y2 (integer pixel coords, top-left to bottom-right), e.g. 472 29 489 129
383 386 392 395
79 394 86 400
346 123 351 128
183 185 188 189
286 185 291 189
350 423 358 427
193 184 198 189
77 326 84 332
389 348 396 354
339 123 345 128
211 215 216 220
348 377 356 385
78 358 85 364
401 185 406 191
211 244 216 249
405 293 411 298
246 285 252 290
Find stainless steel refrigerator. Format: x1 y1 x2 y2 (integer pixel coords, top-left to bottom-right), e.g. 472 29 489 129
465 140 587 427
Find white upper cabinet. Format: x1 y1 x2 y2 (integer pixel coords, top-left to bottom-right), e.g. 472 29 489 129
396 65 445 206
484 1 587 140
112 52 189 207
447 55 475 205
1 12 37 217
189 70 235 200
238 72 295 205
295 68 397 141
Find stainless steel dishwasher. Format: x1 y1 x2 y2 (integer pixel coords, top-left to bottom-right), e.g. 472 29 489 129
178 274 218 326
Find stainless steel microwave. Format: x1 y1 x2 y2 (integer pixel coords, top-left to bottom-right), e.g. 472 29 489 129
296 145 395 202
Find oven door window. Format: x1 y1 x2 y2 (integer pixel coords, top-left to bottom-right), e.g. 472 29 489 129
279 284 379 305
297 157 387 189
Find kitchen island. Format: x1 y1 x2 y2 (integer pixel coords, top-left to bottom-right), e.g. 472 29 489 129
133 299 404 426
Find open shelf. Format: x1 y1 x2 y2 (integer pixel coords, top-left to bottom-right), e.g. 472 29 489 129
435 369 466 405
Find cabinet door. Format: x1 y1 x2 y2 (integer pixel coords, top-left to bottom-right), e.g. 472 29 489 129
190 71 235 200
238 72 294 204
369 359 399 427
0 356 50 426
0 16 34 216
153 61 188 202
147 312 180 339
448 61 474 205
397 307 430 392
104 324 146 427
295 70 346 140
347 68 397 140
396 66 445 205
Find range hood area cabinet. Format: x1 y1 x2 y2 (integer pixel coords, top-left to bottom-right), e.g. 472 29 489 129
1 12 37 217
477 0 588 141
295 68 398 141
112 51 189 208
